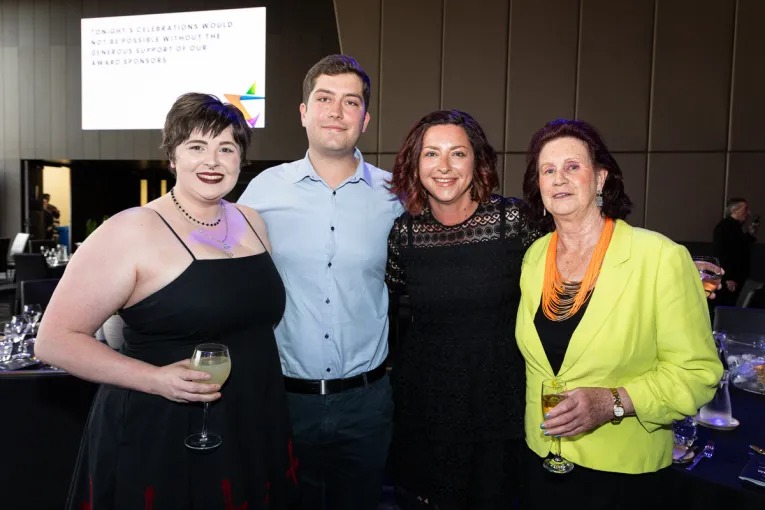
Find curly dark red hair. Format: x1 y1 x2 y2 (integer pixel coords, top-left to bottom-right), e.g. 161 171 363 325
391 110 498 215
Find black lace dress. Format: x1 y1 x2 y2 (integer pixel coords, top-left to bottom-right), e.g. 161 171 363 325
386 195 540 509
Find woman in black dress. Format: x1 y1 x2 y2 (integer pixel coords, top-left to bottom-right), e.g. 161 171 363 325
35 93 300 509
386 110 540 509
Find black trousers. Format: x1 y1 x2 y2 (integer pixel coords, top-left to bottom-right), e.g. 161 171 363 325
286 375 393 510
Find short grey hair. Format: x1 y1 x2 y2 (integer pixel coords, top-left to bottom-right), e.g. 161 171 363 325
725 197 747 217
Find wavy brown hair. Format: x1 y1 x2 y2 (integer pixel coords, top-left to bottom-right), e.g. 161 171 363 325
522 118 632 232
391 110 498 215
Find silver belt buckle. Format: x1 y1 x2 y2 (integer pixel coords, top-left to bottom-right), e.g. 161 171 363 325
319 379 328 395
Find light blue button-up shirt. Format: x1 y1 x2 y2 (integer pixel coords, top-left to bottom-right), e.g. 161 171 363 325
238 149 404 380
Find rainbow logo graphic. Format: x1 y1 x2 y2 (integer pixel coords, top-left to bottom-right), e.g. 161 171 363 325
225 82 265 127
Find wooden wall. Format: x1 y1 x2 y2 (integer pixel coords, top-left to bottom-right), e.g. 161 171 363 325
2 0 765 243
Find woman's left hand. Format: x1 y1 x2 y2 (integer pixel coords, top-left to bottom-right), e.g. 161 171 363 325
541 387 615 437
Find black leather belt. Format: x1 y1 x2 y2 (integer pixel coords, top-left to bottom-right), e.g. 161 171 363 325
284 364 387 395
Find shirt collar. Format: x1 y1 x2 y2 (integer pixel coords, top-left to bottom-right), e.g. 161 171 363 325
290 148 372 187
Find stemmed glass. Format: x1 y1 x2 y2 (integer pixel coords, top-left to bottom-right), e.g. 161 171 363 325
184 343 231 450
22 304 43 333
8 315 29 359
692 255 722 296
541 379 574 474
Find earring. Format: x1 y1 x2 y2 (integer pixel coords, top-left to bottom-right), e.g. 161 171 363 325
595 189 603 207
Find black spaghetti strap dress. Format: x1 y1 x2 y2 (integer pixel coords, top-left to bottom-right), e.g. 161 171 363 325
66 210 300 510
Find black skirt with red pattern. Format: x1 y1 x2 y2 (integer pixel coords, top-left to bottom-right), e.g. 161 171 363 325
67 253 300 510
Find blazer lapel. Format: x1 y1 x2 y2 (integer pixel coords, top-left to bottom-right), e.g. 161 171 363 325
557 220 634 378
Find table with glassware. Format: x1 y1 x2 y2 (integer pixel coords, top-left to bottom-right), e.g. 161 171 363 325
668 332 765 508
0 305 97 509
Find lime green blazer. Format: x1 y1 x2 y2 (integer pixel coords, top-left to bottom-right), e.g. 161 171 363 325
516 220 722 474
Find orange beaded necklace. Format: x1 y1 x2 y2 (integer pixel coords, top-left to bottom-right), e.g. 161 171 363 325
541 217 615 321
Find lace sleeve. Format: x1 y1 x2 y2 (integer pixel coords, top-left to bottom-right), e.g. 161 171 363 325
503 197 546 248
386 215 407 294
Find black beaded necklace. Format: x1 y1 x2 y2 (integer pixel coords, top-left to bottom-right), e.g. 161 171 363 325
170 187 222 227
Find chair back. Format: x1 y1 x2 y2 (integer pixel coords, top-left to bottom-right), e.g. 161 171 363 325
12 253 49 283
713 306 765 335
0 238 9 275
736 279 765 308
96 314 126 350
8 233 30 263
20 278 60 311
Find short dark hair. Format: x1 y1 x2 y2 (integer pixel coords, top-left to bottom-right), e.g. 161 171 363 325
391 110 498 215
160 92 252 174
522 118 632 232
302 54 371 110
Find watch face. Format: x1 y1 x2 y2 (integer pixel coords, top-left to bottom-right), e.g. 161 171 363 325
614 406 625 418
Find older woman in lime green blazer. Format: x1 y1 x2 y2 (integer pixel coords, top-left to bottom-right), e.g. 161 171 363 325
515 119 722 509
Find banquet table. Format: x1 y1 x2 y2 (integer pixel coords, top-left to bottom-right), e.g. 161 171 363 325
668 385 765 508
0 368 97 510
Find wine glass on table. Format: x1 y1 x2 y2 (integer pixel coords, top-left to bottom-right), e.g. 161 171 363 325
184 343 231 450
692 255 722 297
541 378 574 474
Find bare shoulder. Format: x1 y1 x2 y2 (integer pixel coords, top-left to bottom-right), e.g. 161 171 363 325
73 207 167 260
231 203 267 230
229 202 271 251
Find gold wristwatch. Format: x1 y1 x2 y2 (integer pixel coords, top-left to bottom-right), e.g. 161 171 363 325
610 388 624 424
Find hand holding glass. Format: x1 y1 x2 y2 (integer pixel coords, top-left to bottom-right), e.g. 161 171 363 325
692 256 722 296
184 343 231 450
541 379 574 474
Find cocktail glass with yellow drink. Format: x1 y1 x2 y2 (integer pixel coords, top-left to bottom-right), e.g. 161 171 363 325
185 343 231 450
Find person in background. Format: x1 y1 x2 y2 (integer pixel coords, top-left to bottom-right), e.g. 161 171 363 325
516 119 722 509
238 55 403 510
712 197 758 306
386 110 540 509
35 93 299 509
42 193 61 227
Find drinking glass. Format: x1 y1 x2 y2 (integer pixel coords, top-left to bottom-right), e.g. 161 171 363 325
8 315 28 358
672 416 697 448
184 343 231 450
22 304 43 335
692 255 722 295
541 379 574 474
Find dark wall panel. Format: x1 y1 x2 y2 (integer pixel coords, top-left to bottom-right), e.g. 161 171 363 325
505 0 579 152
650 0 735 151
379 0 442 153
727 153 765 222
577 0 653 151
442 0 508 150
728 0 765 151
645 153 725 241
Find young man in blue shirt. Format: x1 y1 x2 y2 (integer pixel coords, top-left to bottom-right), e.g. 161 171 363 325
238 54 403 510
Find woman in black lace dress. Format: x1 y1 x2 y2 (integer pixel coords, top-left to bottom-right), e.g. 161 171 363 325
386 110 540 509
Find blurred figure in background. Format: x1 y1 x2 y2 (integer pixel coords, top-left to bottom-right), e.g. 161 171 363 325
713 197 758 306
